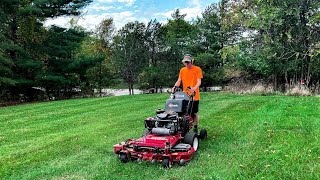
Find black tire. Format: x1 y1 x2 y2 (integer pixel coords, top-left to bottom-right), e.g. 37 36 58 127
162 158 170 168
184 132 199 151
199 128 208 139
119 153 128 163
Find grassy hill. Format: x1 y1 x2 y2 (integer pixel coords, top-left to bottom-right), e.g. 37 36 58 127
0 92 319 179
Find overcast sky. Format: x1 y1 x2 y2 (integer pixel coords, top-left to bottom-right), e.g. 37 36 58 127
45 0 219 31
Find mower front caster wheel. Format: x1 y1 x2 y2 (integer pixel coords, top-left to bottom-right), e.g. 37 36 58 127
119 153 128 163
162 158 171 168
199 128 208 139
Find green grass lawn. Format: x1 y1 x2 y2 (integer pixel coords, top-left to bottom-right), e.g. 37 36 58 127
0 92 319 179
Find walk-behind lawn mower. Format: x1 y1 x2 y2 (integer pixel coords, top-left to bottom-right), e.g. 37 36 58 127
113 87 207 168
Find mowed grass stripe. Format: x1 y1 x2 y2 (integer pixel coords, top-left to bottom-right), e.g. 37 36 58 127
0 97 107 119
0 94 163 132
0 94 164 152
0 95 148 122
0 92 319 179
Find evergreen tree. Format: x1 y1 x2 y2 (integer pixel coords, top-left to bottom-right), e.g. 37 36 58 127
0 0 92 101
39 26 88 98
0 1 16 99
193 4 225 88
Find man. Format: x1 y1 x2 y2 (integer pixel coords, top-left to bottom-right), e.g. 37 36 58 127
172 54 203 133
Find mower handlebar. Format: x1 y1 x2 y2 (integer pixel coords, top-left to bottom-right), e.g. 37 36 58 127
172 86 182 93
186 86 196 97
171 86 195 99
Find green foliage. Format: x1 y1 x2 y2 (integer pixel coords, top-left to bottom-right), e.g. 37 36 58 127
38 26 86 95
0 0 94 100
0 41 15 88
138 66 163 90
229 0 320 88
139 19 175 89
194 4 221 54
86 18 117 93
196 53 224 86
165 9 198 54
32 0 92 18
220 45 239 62
111 21 148 94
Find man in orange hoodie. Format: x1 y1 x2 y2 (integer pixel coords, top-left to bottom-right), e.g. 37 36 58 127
172 54 203 133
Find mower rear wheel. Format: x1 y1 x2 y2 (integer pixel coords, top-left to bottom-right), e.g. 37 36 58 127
184 132 199 151
119 153 128 163
199 128 208 139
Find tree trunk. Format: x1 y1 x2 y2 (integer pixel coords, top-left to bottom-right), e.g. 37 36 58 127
128 81 131 95
300 0 311 86
131 84 134 95
306 62 311 87
99 62 102 97
272 60 277 90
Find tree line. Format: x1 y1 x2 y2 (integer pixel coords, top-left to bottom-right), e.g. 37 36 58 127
1 0 320 102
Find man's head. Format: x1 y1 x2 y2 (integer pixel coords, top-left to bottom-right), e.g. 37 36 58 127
182 54 194 68
182 54 193 63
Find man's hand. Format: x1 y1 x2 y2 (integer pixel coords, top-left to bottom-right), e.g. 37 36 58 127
190 87 196 93
171 86 176 93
